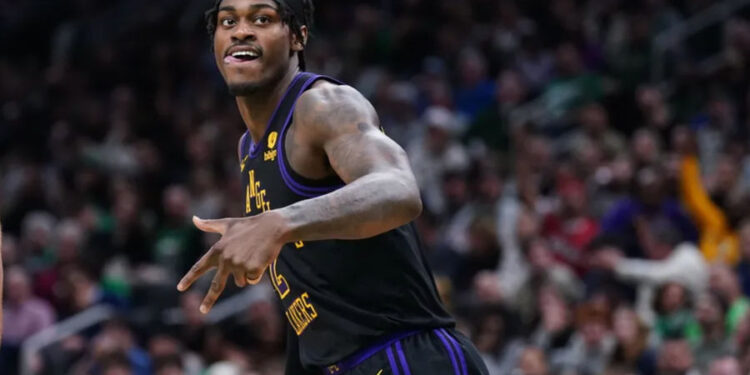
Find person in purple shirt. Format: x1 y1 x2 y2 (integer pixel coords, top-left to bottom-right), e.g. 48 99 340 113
600 166 698 259
1 266 56 374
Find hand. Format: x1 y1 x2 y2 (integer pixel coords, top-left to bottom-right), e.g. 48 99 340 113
473 271 503 303
540 301 569 333
593 247 624 270
177 213 288 314
672 126 697 156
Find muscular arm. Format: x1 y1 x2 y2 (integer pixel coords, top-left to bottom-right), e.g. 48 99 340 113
275 84 422 242
178 84 424 312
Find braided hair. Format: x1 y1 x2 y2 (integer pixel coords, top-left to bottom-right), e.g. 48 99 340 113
205 0 314 71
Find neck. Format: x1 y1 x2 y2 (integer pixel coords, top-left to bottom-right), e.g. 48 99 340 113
235 67 299 144
728 288 740 302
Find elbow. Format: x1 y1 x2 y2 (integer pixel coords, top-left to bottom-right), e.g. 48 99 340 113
402 185 423 222
378 172 423 225
406 193 423 221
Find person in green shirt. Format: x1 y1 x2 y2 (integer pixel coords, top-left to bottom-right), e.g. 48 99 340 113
653 283 700 342
709 263 750 334
541 43 604 126
691 292 734 371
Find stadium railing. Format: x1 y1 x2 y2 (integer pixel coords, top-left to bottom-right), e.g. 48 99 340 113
19 286 271 375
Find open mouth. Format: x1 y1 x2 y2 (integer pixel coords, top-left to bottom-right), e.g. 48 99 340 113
224 48 261 64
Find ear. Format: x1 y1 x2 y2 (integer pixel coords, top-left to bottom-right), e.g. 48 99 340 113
291 25 308 52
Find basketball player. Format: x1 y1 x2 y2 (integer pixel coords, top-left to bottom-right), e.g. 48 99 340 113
177 1 489 374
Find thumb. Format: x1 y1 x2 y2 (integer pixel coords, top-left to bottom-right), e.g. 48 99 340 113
193 216 232 235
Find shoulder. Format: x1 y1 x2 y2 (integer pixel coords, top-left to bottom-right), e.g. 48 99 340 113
293 81 378 140
296 80 371 113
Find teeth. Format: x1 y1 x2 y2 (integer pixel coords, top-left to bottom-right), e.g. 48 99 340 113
231 51 258 58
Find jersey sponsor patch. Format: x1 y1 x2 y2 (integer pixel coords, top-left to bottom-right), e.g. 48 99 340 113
264 132 279 161
264 149 277 161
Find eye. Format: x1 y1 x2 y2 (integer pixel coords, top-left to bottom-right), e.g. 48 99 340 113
254 15 271 25
220 18 236 27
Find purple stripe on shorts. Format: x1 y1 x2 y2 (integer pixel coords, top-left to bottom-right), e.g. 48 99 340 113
433 329 461 375
386 346 401 375
441 329 468 375
323 330 420 375
395 340 412 375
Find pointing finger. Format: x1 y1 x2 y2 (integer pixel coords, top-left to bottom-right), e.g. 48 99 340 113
177 249 215 292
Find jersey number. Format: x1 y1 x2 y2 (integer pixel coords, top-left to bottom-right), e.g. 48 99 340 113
269 260 290 299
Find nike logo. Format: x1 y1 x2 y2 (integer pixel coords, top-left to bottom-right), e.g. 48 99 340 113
375 370 383 375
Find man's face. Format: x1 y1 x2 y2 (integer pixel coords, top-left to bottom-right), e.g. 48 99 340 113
213 0 303 95
696 294 722 326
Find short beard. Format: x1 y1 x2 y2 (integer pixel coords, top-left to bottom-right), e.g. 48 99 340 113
228 82 264 96
224 60 291 97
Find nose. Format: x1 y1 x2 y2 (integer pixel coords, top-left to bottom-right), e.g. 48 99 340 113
231 21 256 42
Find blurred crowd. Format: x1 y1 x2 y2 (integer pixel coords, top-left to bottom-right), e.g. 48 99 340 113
2 0 750 374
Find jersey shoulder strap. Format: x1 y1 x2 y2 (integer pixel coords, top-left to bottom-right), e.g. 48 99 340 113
238 72 342 160
275 73 347 197
269 72 343 132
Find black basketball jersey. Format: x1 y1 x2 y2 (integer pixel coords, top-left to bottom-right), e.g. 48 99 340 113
238 72 454 368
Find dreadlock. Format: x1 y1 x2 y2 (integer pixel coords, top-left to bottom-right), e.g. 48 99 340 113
205 0 314 71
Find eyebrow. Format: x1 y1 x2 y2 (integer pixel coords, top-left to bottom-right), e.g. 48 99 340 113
218 4 278 12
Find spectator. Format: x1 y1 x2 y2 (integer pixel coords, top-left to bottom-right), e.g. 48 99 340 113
34 219 86 307
529 285 575 360
552 301 616 375
465 69 528 153
675 127 740 265
1 266 57 373
709 264 750 334
564 103 627 160
600 164 698 259
56 266 128 317
407 106 469 216
469 306 524 374
707 356 742 375
607 305 657 375
454 48 496 121
736 219 750 295
514 347 550 375
153 354 185 375
657 339 700 375
148 334 203 375
592 232 707 327
153 185 203 282
652 283 699 343
541 42 604 127
541 177 599 275
692 292 734 371
453 215 502 291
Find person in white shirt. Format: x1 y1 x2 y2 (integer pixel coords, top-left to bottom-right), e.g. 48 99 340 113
593 237 708 326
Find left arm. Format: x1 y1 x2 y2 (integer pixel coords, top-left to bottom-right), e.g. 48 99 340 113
275 84 422 241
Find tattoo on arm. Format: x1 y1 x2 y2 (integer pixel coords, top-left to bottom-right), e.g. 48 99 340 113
276 85 422 242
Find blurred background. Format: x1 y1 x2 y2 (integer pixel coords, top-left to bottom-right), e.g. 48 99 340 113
2 0 750 374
